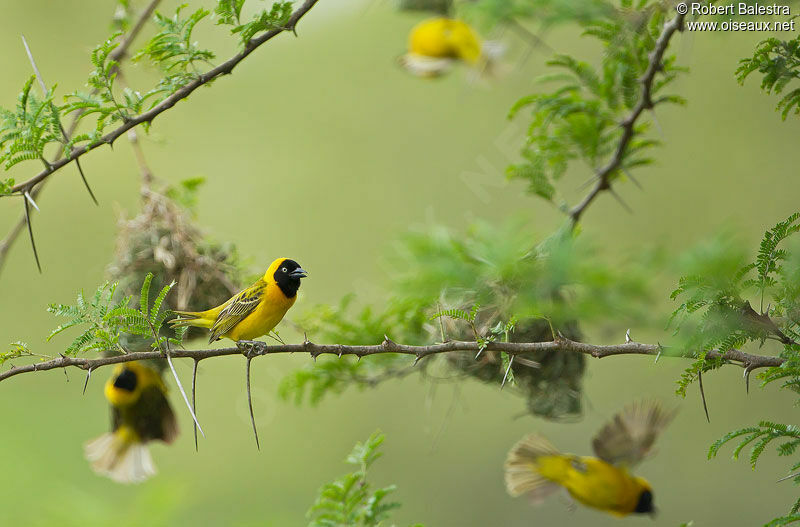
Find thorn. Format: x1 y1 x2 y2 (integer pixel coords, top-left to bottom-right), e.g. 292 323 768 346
654 342 663 363
356 355 362 362
24 191 39 211
623 168 643 190
777 472 800 483
82 367 92 395
338 349 343 358
23 194 42 273
698 370 710 423
413 354 423 366
625 329 632 343
501 355 515 390
608 186 633 214
192 359 199 452
649 107 664 137
303 332 310 346
475 347 485 360
744 365 753 395
246 357 260 451
165 351 205 438
74 158 98 205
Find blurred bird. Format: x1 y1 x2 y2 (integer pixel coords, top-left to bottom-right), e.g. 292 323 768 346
85 361 178 484
504 401 675 517
398 17 504 77
169 258 307 343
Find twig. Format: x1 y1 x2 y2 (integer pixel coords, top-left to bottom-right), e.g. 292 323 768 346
569 10 685 224
0 336 783 384
8 0 319 195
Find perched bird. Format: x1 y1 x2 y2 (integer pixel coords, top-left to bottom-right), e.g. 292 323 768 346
398 17 503 77
504 401 675 517
85 361 178 484
169 258 307 343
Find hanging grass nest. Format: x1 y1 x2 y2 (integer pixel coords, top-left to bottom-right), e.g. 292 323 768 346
442 314 585 420
108 180 244 347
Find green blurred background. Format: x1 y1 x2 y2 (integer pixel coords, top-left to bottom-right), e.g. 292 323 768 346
1 1 799 525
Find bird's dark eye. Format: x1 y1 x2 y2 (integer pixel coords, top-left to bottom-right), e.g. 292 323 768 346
281 267 287 273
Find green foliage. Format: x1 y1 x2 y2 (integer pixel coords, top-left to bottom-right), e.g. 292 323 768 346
0 75 63 169
670 214 800 396
136 6 215 73
46 273 181 356
216 0 293 45
0 177 14 196
279 295 429 406
457 0 614 30
215 0 247 26
0 342 34 368
164 176 207 213
507 2 685 206
307 431 423 527
736 29 800 120
63 35 132 144
284 217 651 418
710 421 800 523
233 2 294 45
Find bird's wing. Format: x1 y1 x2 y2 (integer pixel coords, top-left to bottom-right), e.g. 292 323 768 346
591 401 676 467
208 280 266 342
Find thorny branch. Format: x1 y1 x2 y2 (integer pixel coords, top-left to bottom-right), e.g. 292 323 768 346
0 0 163 275
7 0 319 195
0 0 319 274
0 335 784 384
569 9 686 224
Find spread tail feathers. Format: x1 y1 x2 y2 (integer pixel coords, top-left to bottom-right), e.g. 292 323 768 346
168 310 210 329
504 434 562 502
85 433 156 484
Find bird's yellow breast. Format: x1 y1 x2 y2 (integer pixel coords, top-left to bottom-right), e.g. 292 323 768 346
223 281 296 341
536 455 645 516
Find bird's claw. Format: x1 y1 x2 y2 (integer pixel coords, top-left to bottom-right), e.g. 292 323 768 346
237 340 264 359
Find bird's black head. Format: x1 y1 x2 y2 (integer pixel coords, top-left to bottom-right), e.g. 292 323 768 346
634 489 655 515
274 259 307 298
113 368 138 392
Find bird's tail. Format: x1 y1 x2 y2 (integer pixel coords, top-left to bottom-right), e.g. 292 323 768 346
168 310 213 329
84 428 156 484
504 434 563 503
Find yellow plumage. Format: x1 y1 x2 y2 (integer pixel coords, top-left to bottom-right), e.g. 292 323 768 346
399 17 502 77
169 257 307 343
85 361 178 484
505 401 674 516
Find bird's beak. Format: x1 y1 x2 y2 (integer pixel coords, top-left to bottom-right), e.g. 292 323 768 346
290 267 308 279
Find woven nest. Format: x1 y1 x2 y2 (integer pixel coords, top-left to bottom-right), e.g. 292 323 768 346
108 188 243 349
442 315 585 420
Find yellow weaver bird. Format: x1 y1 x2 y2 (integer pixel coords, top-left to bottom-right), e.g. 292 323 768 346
399 17 504 77
85 361 178 484
505 401 675 517
169 258 307 343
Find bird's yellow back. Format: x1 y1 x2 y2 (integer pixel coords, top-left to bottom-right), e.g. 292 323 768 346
408 18 482 64
536 454 651 516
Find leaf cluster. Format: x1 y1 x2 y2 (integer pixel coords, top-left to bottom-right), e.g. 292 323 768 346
215 0 293 46
737 27 800 120
0 76 63 170
709 421 800 523
45 273 182 357
670 213 800 396
507 1 685 204
307 431 423 527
